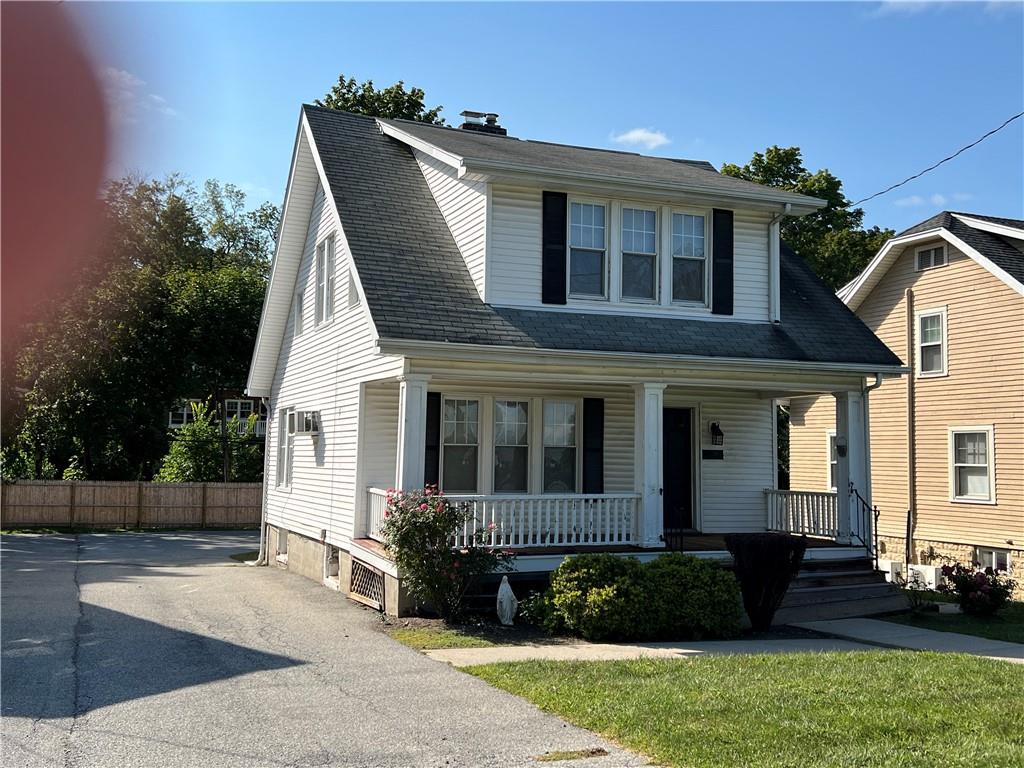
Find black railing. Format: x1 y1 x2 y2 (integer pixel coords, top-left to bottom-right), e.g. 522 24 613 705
849 482 880 568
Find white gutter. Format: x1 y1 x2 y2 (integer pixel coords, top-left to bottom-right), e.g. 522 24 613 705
768 203 793 323
375 337 909 376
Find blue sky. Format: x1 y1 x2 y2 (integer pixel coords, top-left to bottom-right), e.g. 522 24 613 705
73 2 1023 232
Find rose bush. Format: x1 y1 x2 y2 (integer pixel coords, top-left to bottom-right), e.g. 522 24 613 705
939 562 1016 616
380 486 513 622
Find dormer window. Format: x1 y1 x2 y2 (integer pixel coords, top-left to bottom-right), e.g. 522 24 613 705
672 212 708 304
621 207 658 301
569 201 607 298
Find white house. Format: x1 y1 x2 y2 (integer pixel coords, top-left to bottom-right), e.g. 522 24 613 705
246 106 906 615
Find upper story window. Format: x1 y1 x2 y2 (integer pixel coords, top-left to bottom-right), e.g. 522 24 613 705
621 207 658 301
950 426 994 503
671 213 708 304
293 288 305 336
168 400 200 429
917 308 947 377
315 234 336 326
225 399 253 421
569 202 607 298
916 243 947 271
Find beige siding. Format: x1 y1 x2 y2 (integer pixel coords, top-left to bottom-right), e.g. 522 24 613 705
789 395 837 492
790 237 1024 551
415 150 487 298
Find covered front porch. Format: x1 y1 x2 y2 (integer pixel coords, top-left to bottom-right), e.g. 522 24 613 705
355 359 875 559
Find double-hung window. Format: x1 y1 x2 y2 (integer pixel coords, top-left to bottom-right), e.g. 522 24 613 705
569 202 607 298
827 431 838 490
493 400 529 493
294 289 304 336
168 400 198 429
276 408 295 487
621 207 658 301
543 401 577 492
917 309 946 376
315 235 336 325
975 548 1011 573
442 398 479 492
671 213 707 304
916 244 947 271
950 427 994 503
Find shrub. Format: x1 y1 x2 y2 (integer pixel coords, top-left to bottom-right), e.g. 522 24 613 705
724 533 807 631
939 562 1016 616
644 553 742 639
380 486 513 622
544 553 742 641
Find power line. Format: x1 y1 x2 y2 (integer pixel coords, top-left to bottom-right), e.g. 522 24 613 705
850 111 1024 207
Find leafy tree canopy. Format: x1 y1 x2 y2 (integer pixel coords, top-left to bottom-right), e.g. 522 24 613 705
721 146 893 289
154 402 263 483
316 74 444 124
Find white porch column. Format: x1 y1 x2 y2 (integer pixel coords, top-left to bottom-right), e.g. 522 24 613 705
395 374 430 491
834 391 869 545
634 383 667 548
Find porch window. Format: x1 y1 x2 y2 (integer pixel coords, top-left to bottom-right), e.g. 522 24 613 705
543 401 577 492
276 408 295 487
315 234 336 326
168 400 199 429
827 431 838 490
493 400 529 493
917 309 946 377
621 207 658 301
442 398 479 492
671 213 707 304
225 399 253 421
950 427 993 502
569 202 607 298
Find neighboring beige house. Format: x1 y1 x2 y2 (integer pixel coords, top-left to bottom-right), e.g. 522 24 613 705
789 212 1024 591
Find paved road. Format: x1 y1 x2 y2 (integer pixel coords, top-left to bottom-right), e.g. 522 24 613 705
2 532 643 768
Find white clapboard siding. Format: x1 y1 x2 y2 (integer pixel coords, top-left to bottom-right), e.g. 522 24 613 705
264 180 403 547
415 150 487 298
361 380 400 490
487 185 770 321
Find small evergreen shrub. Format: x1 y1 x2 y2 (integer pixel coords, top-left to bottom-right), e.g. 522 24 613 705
939 562 1016 616
724 532 807 631
548 554 646 640
644 553 742 639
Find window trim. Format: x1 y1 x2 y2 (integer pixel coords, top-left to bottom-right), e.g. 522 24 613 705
915 306 948 378
276 407 295 489
915 242 948 272
566 197 610 301
314 233 336 327
619 204 660 304
440 396 481 494
948 425 996 505
491 398 531 495
826 429 838 491
668 207 712 308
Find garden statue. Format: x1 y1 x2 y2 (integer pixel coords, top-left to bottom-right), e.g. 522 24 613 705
496 575 518 625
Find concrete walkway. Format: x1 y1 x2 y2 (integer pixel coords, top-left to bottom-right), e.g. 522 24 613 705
426 637 876 667
794 618 1024 664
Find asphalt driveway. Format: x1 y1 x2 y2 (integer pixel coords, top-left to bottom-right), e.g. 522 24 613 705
2 532 642 768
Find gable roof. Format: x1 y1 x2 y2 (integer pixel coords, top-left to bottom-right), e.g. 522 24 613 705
841 210 1024 310
377 117 825 214
248 106 902 394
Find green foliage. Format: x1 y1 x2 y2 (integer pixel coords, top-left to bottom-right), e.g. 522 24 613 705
939 562 1017 617
724 533 807 631
721 146 894 289
7 176 277 481
380 487 513 622
542 553 741 641
316 73 444 124
154 402 263 483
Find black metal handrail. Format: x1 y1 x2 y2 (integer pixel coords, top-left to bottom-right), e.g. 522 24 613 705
849 482 880 568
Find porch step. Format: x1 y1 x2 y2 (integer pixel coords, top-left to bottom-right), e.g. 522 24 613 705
792 569 889 588
796 557 874 575
775 593 910 625
777 555 908 624
781 582 897 607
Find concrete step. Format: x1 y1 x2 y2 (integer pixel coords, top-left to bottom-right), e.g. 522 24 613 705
792 570 888 588
782 582 898 607
775 593 910 625
797 557 874 574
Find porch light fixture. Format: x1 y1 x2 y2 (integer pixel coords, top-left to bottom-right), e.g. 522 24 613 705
835 435 848 458
709 422 724 446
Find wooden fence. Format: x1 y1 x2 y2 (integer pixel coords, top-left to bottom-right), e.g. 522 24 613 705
1 481 263 529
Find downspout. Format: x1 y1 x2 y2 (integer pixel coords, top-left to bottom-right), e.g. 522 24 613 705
252 395 271 566
863 373 883 563
767 203 792 324
905 288 916 567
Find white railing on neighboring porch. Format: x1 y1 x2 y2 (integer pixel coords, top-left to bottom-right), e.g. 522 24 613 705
366 488 640 549
764 489 839 538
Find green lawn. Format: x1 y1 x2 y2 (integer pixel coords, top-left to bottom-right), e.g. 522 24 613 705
885 602 1023 644
468 652 1024 768
388 626 499 650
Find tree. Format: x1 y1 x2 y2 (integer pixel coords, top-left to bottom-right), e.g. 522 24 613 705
721 146 893 289
154 402 263 483
316 74 444 124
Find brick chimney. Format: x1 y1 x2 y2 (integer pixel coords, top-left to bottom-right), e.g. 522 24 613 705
459 110 507 136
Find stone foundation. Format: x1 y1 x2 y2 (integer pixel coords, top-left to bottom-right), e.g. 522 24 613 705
878 534 1023 599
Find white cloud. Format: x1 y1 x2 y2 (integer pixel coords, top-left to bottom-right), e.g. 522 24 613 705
894 195 926 207
894 191 972 208
100 67 178 125
611 127 671 151
869 1 941 18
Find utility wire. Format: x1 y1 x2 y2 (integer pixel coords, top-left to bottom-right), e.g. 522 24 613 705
849 111 1024 207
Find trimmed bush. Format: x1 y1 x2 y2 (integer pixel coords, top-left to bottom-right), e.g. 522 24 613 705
645 553 742 640
939 562 1016 616
724 533 807 631
542 553 741 641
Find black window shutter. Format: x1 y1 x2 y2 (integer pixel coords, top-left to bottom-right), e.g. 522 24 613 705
711 209 734 316
424 392 441 487
581 398 604 494
541 191 568 304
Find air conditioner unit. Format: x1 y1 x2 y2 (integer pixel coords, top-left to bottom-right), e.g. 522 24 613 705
295 410 321 435
907 563 944 590
877 559 904 584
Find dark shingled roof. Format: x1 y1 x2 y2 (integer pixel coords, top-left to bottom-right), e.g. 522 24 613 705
379 117 823 207
897 211 1024 287
303 106 901 368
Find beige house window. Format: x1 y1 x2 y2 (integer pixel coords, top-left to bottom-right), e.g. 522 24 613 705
916 308 947 377
949 426 995 504
915 243 947 271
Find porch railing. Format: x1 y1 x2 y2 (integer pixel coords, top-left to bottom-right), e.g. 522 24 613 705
764 489 839 538
366 488 640 549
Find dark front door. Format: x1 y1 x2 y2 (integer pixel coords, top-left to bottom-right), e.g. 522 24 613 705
662 407 694 550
